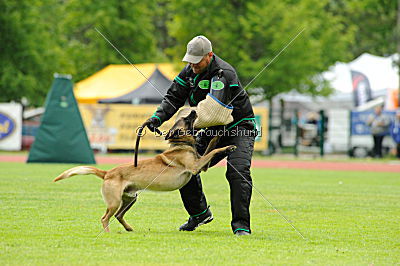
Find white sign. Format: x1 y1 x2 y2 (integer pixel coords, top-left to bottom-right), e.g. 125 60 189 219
0 103 22 151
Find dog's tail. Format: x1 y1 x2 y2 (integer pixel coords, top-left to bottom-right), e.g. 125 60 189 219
53 166 106 182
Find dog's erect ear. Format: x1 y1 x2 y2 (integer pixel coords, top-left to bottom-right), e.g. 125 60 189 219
183 110 197 130
185 110 197 120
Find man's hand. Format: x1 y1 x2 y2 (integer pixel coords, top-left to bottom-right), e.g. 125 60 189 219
146 116 161 132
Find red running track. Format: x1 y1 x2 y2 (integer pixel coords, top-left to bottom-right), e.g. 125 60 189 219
1 154 399 173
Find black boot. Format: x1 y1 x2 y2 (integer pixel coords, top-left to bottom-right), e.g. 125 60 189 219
179 207 213 231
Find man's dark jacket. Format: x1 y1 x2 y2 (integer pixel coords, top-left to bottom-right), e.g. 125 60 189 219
153 55 255 129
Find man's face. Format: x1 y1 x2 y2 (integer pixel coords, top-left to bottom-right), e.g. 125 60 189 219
189 52 213 74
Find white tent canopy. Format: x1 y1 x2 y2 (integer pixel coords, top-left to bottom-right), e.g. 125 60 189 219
323 53 399 93
275 53 399 111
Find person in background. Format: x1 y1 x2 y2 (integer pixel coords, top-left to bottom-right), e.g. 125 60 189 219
367 105 390 158
390 109 400 158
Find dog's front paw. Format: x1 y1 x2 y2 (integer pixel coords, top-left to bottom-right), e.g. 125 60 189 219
227 145 237 153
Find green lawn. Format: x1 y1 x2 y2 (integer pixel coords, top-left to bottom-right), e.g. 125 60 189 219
0 161 399 265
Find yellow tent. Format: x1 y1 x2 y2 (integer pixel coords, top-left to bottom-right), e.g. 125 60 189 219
74 63 178 104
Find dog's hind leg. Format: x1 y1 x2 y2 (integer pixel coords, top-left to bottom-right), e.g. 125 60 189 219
101 206 120 233
101 181 122 233
115 190 137 232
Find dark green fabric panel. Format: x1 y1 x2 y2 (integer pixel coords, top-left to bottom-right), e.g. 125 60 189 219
27 77 95 164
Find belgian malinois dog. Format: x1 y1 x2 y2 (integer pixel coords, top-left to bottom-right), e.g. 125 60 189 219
53 110 236 232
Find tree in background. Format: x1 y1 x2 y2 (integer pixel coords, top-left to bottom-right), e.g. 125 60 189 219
61 0 161 81
166 0 354 101
3 0 397 106
328 0 397 57
1 0 160 106
0 0 64 106
152 0 175 53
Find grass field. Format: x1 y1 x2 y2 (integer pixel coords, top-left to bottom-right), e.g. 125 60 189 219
0 161 399 265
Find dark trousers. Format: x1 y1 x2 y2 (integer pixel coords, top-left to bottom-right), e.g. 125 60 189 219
179 126 256 232
372 135 384 158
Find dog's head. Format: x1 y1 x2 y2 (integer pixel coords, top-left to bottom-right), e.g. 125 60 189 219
165 110 197 141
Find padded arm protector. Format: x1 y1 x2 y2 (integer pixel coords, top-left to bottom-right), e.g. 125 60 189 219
193 94 233 128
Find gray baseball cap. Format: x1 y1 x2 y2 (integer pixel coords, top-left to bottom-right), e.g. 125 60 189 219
182 35 212 64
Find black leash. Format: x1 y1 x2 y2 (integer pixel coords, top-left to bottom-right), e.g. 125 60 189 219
134 121 162 167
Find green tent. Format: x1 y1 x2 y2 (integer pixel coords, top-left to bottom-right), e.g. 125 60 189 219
28 74 95 164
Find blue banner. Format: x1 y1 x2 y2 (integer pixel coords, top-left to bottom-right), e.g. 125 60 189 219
350 110 395 136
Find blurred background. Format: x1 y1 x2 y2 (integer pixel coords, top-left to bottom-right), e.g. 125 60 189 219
1 0 399 159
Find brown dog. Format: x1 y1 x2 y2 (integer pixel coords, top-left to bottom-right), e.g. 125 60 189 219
53 110 236 232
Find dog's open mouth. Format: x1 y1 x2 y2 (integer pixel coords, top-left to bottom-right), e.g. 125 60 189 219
165 110 197 140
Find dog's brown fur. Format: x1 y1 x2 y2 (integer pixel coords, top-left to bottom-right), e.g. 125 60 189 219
53 111 235 232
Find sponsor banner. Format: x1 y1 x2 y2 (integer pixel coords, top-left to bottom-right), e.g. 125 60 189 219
254 108 268 150
79 104 268 151
351 110 395 136
0 103 22 150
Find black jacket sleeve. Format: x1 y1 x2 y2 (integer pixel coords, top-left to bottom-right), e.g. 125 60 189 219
209 69 239 106
152 66 191 124
210 75 230 105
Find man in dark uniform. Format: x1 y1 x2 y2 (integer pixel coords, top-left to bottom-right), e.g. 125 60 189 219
146 36 256 235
